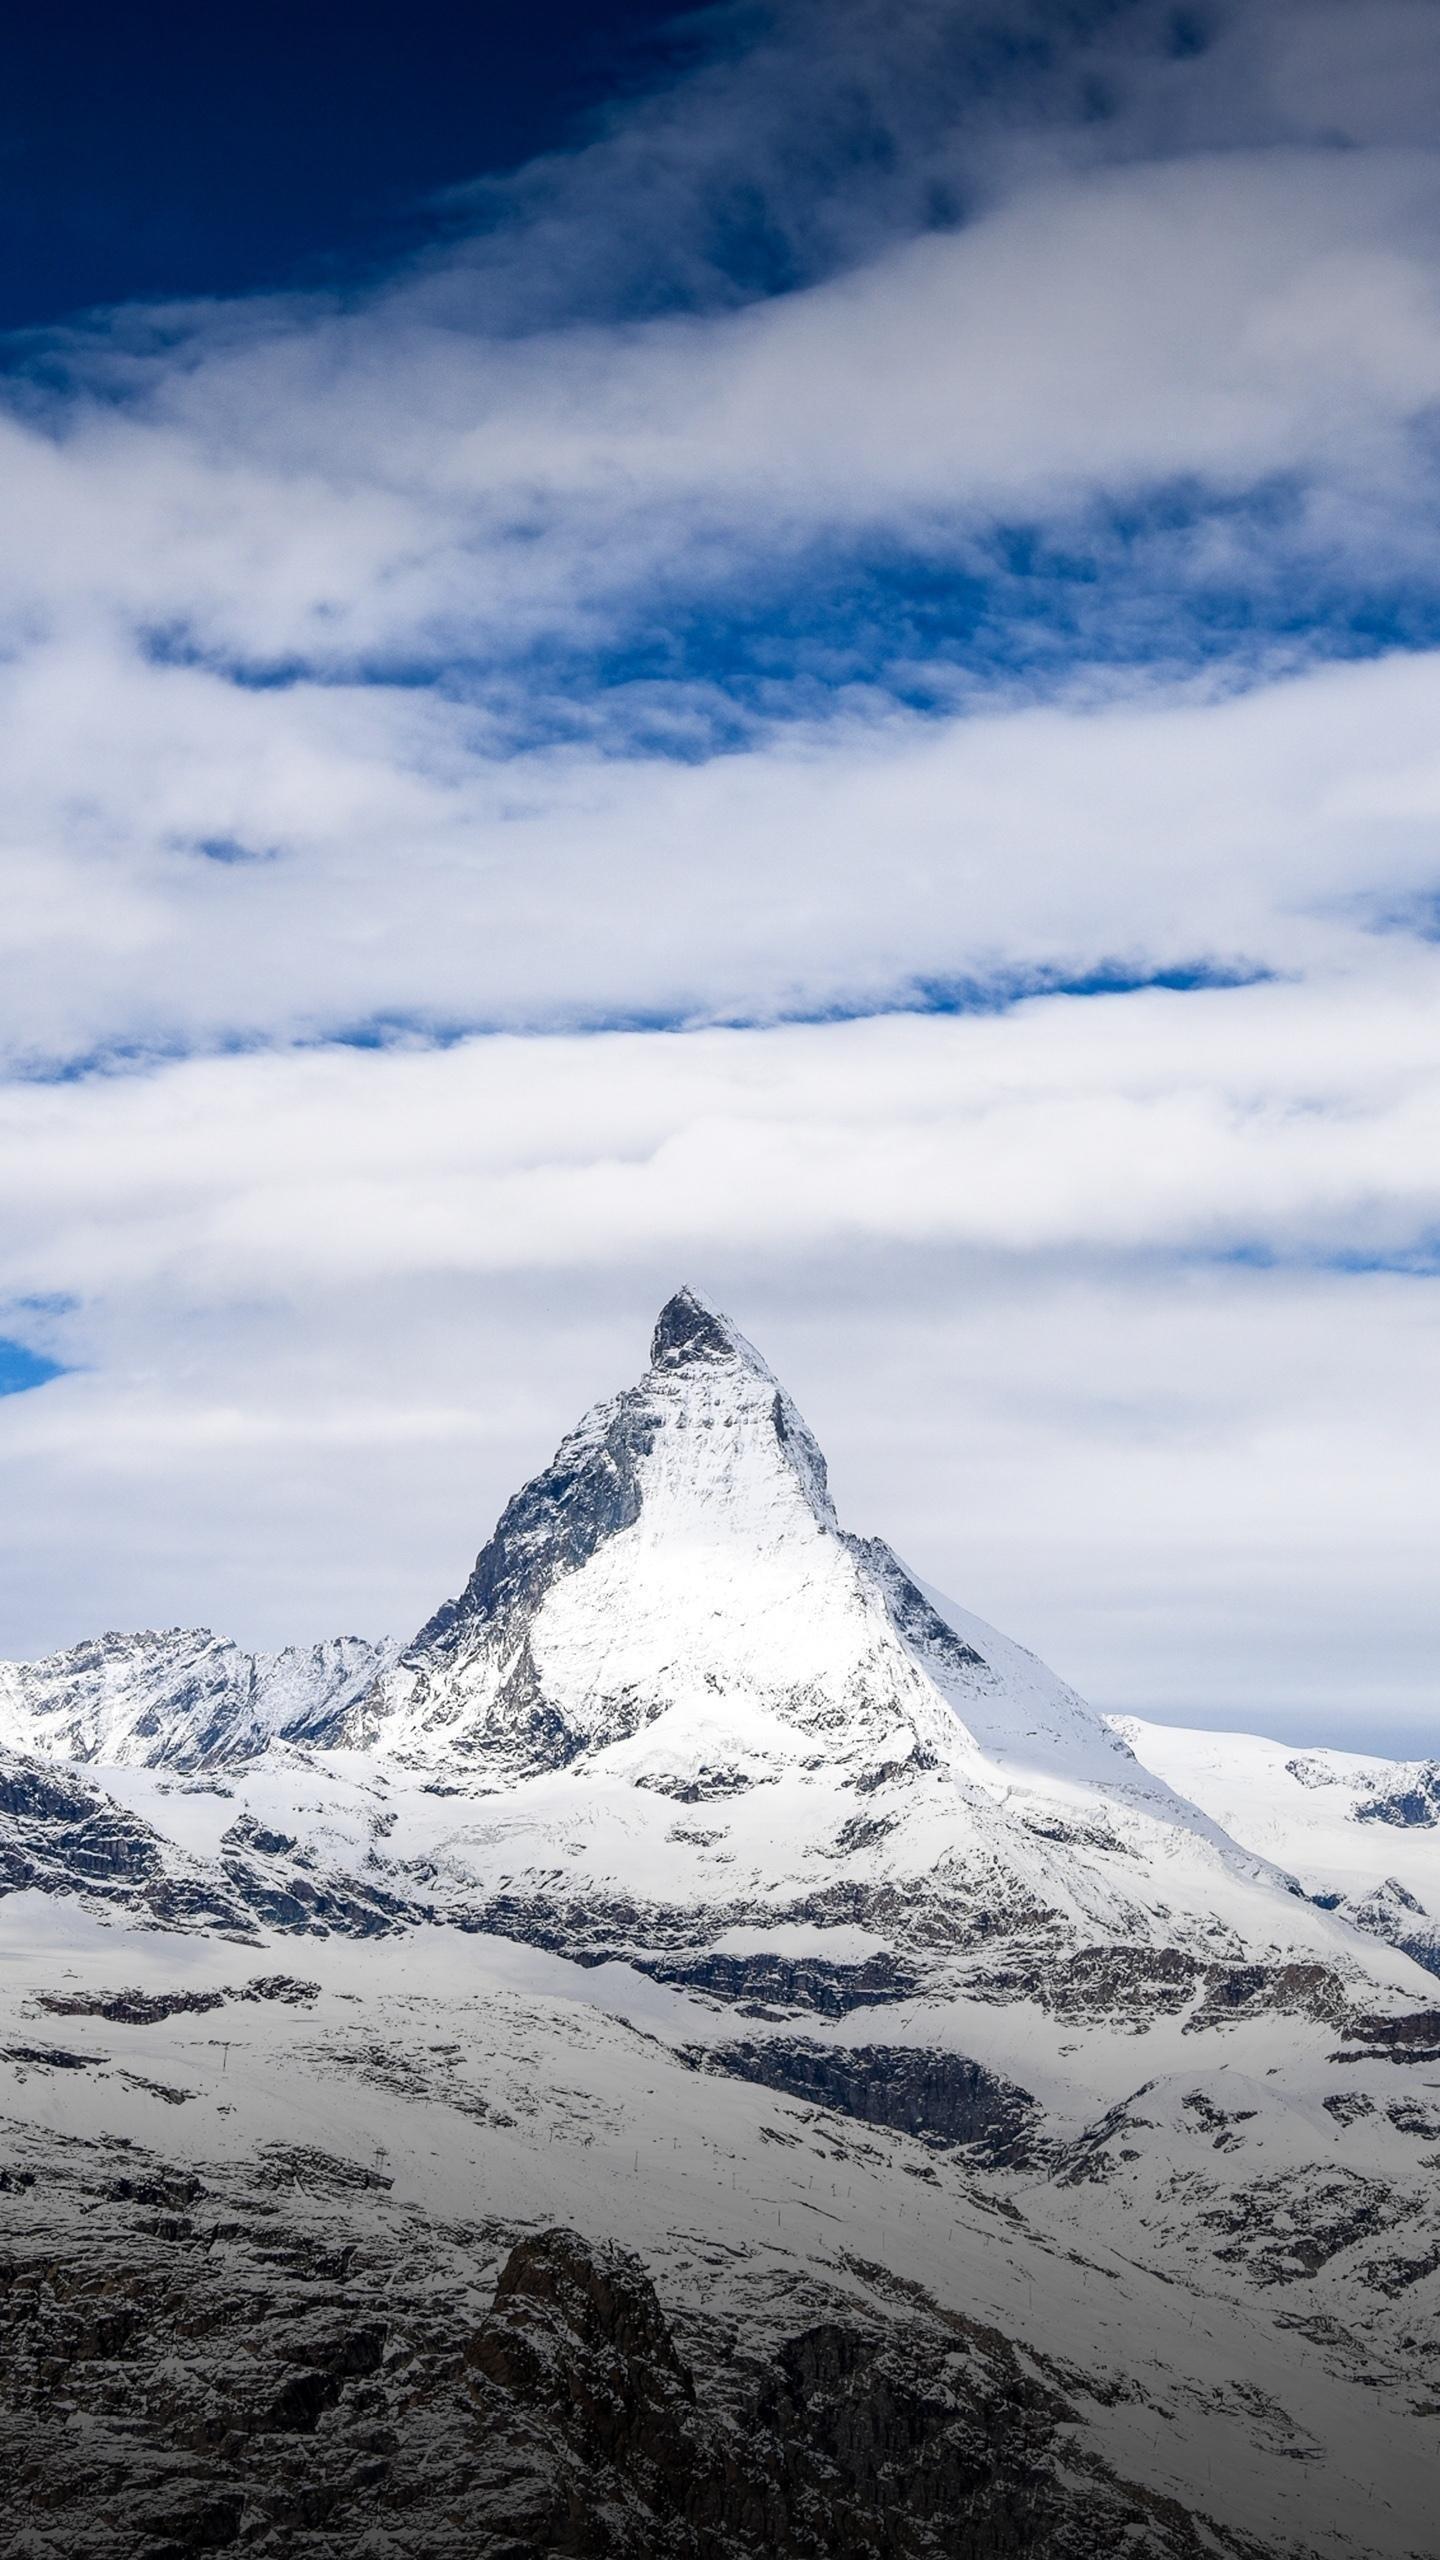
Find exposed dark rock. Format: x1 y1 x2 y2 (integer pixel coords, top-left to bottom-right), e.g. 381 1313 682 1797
256 2142 394 2192
641 1952 922 2017
702 2040 1042 2165
406 1384 655 1664
217 1855 420 1938
222 1813 298 1858
635 1767 774 1802
137 2492 245 2550
1187 1962 1348 2032
39 1986 228 2025
848 1537 992 1684
652 1285 747 1371
1199 2169 1406 2286
1355 1767 1440 1828
460 2227 1262 2560
972 1946 1355 2037
975 1944 1202 2021
4 2041 95 2069
1333 2004 1440 2064
0 1760 100 1823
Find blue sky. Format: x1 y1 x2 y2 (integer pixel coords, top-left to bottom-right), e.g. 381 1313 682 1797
0 0 1438 1747
0 1 686 326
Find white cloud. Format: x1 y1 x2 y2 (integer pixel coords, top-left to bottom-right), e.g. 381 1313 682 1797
9 140 1440 680
3 644 1440 1060
1 970 1438 1304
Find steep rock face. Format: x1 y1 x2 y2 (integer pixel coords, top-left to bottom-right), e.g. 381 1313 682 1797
0 1631 395 1770
0 2137 1284 2560
460 2227 1266 2560
701 2040 1044 2166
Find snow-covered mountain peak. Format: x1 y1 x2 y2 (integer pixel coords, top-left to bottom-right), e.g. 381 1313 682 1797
645 1295 835 1528
345 1299 1318 1902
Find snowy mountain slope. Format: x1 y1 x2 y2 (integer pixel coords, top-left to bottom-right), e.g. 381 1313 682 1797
3 1895 1436 2560
0 1743 422 1938
1114 1718 1440 1978
0 1628 395 1769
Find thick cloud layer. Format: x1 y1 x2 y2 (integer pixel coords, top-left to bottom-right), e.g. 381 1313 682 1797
2 0 1438 1739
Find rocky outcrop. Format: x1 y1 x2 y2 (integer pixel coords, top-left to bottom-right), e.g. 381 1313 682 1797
641 1950 922 2016
701 2040 1043 2165
1355 1767 1440 1829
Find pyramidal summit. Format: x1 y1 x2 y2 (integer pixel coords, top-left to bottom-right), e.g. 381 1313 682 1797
4 1293 1440 2558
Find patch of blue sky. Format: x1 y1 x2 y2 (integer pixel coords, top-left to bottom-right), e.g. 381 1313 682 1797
261 957 1275 1036
10 1028 278 1087
0 1339 68 1397
572 490 1440 729
137 477 1440 764
138 626 312 691
1211 1241 1440 1278
190 837 279 866
4 964 1277 1090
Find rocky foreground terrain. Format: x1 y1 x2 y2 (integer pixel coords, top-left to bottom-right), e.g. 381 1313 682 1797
3 1291 1438 2556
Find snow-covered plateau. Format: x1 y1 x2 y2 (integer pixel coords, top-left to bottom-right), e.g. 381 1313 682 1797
3 1290 1438 2558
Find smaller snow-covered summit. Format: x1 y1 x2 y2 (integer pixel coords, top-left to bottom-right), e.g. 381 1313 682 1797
0 1629 394 1772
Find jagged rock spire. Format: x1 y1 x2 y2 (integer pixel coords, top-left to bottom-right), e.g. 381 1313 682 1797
650 1286 752 1370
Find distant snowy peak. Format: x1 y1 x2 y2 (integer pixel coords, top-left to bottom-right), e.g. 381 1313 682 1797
1113 1717 1440 1981
0 1629 396 1771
